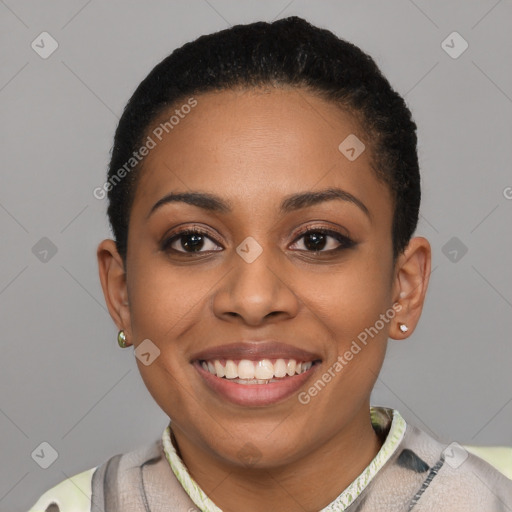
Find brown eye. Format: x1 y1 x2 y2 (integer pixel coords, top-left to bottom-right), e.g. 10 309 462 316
290 229 355 253
162 229 222 254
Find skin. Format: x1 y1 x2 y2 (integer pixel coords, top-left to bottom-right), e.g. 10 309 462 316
98 87 431 512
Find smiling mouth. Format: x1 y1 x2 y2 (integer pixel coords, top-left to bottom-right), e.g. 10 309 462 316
198 358 321 384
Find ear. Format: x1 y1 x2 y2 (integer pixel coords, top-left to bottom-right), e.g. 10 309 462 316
97 239 133 346
390 236 431 339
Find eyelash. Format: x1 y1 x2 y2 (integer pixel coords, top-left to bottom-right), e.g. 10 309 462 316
160 225 356 256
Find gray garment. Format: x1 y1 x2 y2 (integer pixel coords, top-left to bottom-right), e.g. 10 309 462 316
67 422 512 511
90 441 197 511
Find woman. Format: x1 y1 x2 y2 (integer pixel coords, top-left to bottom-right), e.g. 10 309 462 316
29 15 512 512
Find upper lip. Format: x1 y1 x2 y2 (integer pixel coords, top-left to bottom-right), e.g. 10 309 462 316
190 341 322 362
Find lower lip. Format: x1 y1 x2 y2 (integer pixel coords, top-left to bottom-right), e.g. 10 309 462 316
193 361 319 407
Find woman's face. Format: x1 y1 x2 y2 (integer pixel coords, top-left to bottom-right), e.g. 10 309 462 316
99 87 429 469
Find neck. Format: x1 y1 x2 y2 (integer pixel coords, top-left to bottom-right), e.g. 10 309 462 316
171 404 384 512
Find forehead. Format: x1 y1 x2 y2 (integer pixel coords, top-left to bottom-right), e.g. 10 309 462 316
132 87 392 223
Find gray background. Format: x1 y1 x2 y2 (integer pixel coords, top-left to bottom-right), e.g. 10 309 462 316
1 0 511 510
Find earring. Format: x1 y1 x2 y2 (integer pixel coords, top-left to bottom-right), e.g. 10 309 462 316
117 330 128 348
398 323 409 333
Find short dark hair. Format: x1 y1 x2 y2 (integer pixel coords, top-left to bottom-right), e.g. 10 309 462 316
106 16 420 264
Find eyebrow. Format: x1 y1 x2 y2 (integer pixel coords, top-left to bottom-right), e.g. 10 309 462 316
147 187 371 222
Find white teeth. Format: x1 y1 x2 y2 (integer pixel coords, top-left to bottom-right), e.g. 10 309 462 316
232 378 281 385
302 361 313 372
286 359 296 376
214 360 225 378
201 358 315 381
238 359 255 379
254 359 274 380
274 358 287 378
225 360 238 379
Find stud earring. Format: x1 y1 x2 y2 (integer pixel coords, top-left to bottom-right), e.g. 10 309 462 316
398 323 409 333
117 330 128 348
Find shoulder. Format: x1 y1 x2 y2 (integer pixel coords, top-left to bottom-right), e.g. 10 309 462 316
464 444 512 480
27 467 96 512
27 438 165 512
402 424 512 511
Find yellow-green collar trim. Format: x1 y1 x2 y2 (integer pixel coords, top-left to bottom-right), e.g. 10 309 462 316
161 406 406 512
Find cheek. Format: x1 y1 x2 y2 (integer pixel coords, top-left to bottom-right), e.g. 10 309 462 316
125 258 206 398
126 257 204 417
127 257 210 340
312 253 392 398
313 254 392 337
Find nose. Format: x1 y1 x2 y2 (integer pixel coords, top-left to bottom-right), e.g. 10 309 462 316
212 244 300 326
